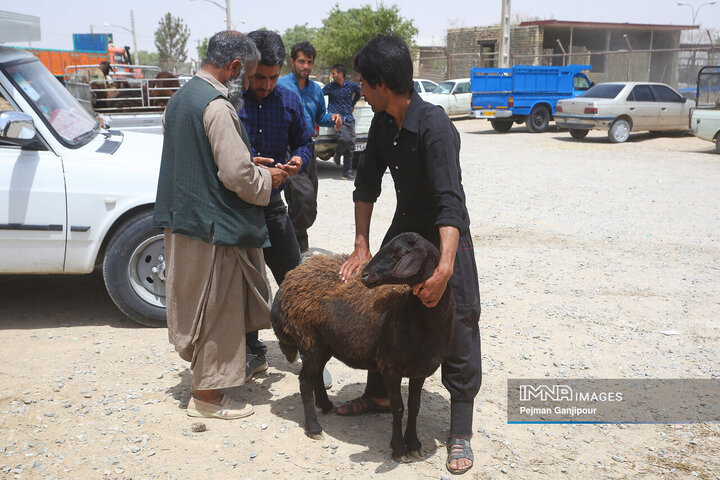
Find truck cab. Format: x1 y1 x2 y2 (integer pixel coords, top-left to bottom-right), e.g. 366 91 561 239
690 66 720 153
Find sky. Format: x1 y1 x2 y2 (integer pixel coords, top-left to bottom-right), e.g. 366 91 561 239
3 0 720 62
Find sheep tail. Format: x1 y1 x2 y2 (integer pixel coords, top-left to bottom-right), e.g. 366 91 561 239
270 290 299 363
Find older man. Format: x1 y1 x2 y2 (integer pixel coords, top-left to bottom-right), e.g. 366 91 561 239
154 31 288 419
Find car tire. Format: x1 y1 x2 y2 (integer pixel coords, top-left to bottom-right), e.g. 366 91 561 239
608 119 631 143
490 120 513 133
569 128 589 139
103 211 167 327
715 133 720 154
526 105 550 133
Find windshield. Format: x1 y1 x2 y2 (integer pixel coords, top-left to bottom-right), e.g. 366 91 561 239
5 58 98 146
579 84 624 99
434 81 455 94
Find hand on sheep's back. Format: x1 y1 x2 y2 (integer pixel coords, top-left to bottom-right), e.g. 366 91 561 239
339 244 372 282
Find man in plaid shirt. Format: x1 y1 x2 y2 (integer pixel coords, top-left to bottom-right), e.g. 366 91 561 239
238 30 315 381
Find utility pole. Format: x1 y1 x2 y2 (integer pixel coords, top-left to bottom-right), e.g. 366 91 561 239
130 9 139 65
499 0 511 67
226 0 231 30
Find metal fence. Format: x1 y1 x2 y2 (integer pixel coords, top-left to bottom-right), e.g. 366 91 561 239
413 46 720 89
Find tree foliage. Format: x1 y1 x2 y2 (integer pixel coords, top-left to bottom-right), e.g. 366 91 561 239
137 50 160 67
282 23 319 59
154 13 190 71
314 4 417 70
197 37 209 63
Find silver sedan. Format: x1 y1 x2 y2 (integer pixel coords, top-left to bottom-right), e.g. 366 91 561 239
554 82 693 143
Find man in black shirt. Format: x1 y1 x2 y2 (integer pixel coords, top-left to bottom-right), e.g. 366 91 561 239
338 35 482 476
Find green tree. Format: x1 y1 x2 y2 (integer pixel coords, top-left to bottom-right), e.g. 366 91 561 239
137 50 160 67
154 13 190 71
197 37 209 63
282 23 319 59
315 4 417 71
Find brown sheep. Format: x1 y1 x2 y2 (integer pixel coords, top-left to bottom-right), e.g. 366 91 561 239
270 232 455 462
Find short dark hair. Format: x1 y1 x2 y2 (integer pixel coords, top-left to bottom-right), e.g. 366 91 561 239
290 42 316 61
247 30 285 67
203 30 260 68
331 64 347 79
354 35 413 94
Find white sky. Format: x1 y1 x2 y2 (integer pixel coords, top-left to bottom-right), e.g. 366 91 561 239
4 0 720 61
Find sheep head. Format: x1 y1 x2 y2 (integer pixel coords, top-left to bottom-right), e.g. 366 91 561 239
361 232 440 288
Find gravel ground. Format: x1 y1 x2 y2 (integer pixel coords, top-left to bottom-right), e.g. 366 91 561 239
1 120 719 480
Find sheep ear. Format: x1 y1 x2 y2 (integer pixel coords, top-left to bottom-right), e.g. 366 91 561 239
392 249 427 279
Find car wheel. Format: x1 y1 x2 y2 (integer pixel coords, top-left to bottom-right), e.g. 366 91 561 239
715 133 720 154
490 120 513 133
103 211 167 327
608 119 631 143
526 105 550 133
569 128 589 139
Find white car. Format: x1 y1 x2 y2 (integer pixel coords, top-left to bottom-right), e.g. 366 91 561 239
419 78 471 116
413 78 439 94
0 47 165 326
555 82 693 143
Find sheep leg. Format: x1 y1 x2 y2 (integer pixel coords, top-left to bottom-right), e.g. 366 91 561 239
404 377 424 458
299 361 324 440
313 356 334 413
381 373 409 462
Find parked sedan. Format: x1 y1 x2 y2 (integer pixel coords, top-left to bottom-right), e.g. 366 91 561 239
413 78 439 94
554 82 693 143
419 78 471 116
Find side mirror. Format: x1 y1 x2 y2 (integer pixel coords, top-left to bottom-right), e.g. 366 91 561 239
590 81 596 87
681 96 687 104
0 111 36 145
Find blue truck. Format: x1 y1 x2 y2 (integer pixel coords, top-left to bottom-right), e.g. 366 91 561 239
470 64 593 133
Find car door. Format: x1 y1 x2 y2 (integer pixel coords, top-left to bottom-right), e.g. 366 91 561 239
626 84 660 130
0 97 67 273
452 81 471 115
650 84 685 129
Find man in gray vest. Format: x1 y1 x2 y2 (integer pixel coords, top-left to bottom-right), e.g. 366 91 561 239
154 31 289 419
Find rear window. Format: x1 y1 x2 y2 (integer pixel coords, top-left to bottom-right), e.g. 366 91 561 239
580 84 624 99
650 84 682 102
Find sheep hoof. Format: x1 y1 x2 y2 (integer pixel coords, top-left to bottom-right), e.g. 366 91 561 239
393 454 412 463
307 432 324 441
408 450 422 458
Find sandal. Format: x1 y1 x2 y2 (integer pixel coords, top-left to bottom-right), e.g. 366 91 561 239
446 437 474 475
335 393 391 416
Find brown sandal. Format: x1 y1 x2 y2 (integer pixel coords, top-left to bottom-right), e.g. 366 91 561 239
335 394 390 416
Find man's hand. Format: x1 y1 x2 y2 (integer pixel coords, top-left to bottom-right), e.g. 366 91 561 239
253 156 275 167
279 156 302 176
339 244 372 282
412 266 452 308
267 167 289 189
331 114 343 130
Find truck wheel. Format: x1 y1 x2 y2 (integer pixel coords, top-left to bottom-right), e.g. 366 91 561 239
608 119 631 143
103 211 167 327
526 105 550 133
569 128 589 139
490 120 513 133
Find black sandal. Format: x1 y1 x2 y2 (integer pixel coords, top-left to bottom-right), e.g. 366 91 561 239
335 393 391 416
446 437 474 475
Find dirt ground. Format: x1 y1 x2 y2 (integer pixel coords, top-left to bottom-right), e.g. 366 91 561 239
1 120 719 480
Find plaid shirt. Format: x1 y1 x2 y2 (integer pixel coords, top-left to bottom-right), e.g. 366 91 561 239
238 85 313 191
323 80 361 123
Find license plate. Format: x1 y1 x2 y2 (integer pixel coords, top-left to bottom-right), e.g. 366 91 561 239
482 111 495 117
353 143 366 152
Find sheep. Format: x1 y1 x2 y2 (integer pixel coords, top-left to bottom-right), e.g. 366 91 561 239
270 232 455 462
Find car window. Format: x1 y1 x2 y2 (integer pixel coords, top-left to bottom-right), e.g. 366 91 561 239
455 82 470 94
422 81 437 93
650 84 682 103
435 82 454 94
629 85 655 102
413 81 421 93
580 84 624 99
574 76 590 91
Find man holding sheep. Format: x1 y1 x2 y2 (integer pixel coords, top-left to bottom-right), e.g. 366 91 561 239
339 34 482 476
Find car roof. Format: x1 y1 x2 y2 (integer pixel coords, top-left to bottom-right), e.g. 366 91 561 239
0 46 37 65
441 78 470 83
592 81 674 87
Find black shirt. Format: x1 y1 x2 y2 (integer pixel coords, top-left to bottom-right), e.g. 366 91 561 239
353 91 471 245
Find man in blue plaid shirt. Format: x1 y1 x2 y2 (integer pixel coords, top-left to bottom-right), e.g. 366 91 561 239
323 64 362 180
238 30 315 382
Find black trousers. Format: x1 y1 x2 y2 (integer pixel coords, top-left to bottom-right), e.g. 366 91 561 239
363 229 482 437
246 198 302 358
336 119 356 172
285 150 318 252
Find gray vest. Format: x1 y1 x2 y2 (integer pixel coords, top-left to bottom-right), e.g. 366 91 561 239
154 76 269 248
